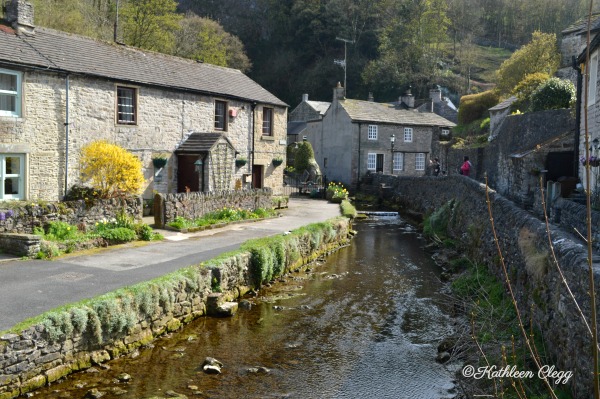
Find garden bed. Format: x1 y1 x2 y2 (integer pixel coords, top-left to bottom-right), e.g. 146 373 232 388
163 214 281 233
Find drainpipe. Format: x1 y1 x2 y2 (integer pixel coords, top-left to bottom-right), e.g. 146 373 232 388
64 74 70 198
573 56 582 178
251 102 257 186
357 123 362 190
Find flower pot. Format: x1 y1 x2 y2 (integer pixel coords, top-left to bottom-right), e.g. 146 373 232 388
272 158 283 167
236 159 247 168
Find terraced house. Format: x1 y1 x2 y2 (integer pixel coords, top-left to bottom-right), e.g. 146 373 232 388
0 0 287 202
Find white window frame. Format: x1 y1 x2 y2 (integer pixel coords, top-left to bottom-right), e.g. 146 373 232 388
368 125 378 140
0 154 24 200
404 127 413 142
393 152 403 171
367 153 377 170
590 52 598 106
441 129 450 136
0 69 22 118
415 153 425 171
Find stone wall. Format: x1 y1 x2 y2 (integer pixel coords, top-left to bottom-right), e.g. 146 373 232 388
154 189 272 228
365 173 597 398
0 218 351 399
0 197 141 256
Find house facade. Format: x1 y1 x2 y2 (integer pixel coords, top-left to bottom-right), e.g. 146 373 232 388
0 0 287 202
304 84 455 188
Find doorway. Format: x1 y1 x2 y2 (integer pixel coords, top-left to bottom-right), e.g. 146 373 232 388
252 165 263 189
376 154 384 173
177 155 200 192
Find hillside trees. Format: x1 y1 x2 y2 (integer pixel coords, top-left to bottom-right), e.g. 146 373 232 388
120 0 181 53
174 13 251 72
495 31 561 96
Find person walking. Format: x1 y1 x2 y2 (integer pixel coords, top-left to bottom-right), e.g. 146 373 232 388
460 156 472 177
430 158 441 176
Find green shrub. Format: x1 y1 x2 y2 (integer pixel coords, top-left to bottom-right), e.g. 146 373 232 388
294 141 315 174
530 77 575 112
511 72 550 111
457 90 500 125
45 221 80 241
340 200 357 218
98 227 137 244
134 223 154 241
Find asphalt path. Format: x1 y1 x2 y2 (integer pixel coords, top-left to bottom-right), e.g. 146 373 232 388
0 198 341 331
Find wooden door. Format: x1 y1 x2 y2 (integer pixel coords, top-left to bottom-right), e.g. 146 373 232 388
252 165 263 189
376 154 384 173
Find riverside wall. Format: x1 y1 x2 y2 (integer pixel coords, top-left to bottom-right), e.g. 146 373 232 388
0 217 351 399
366 174 596 398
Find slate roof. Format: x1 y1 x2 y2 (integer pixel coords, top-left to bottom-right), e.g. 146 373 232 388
175 133 233 154
287 121 307 137
306 100 330 116
489 96 517 111
562 13 600 35
0 24 287 107
340 99 456 127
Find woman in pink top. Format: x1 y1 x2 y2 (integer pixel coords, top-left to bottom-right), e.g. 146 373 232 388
460 156 472 176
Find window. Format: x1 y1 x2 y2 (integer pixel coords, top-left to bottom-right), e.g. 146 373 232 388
441 129 450 137
116 86 137 124
404 127 413 142
415 153 425 171
590 53 598 106
215 100 228 131
393 152 403 171
0 69 22 117
263 107 273 136
368 125 378 140
0 154 24 200
367 153 377 170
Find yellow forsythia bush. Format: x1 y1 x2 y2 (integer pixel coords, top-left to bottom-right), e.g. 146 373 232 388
80 141 145 198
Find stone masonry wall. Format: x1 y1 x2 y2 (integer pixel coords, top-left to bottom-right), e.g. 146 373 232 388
0 218 350 399
366 173 598 398
155 189 272 228
0 197 141 256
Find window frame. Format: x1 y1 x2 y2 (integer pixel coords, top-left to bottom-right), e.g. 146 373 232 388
368 124 378 140
415 153 426 171
367 153 377 170
0 68 22 118
393 152 403 171
590 52 598 106
116 85 138 125
215 100 228 131
404 127 413 142
262 107 273 136
0 154 25 200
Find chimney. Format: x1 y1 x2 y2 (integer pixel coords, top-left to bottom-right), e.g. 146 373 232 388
302 93 309 102
333 82 345 101
368 92 374 102
7 0 35 35
400 87 414 108
430 88 442 103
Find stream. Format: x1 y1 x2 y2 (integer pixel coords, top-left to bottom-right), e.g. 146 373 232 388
32 215 458 399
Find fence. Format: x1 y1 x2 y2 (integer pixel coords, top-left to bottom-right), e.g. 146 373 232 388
281 172 326 197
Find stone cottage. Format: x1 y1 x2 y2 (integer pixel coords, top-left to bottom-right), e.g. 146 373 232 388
0 0 288 202
303 83 455 189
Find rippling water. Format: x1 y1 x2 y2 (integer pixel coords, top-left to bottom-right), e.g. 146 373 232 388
34 216 457 399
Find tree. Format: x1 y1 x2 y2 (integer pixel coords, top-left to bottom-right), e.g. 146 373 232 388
120 0 181 53
495 31 561 95
529 77 575 112
173 13 251 72
511 72 550 111
80 141 145 198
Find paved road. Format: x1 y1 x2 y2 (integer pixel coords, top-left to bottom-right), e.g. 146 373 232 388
0 198 341 331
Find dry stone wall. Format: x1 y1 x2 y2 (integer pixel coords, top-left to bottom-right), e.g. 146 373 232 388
365 174 597 398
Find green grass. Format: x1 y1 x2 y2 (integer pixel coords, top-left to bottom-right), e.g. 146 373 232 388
168 207 278 230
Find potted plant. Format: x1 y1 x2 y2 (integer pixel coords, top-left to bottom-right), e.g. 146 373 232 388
272 156 284 167
235 157 247 167
152 156 168 169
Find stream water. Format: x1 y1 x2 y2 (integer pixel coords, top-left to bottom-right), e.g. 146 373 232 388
32 215 458 399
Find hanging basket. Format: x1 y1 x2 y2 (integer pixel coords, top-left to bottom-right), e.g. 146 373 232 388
152 157 168 169
235 159 247 168
272 158 284 167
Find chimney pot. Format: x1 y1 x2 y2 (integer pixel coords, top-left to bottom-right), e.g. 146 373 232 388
333 82 345 101
368 92 374 102
302 94 309 102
